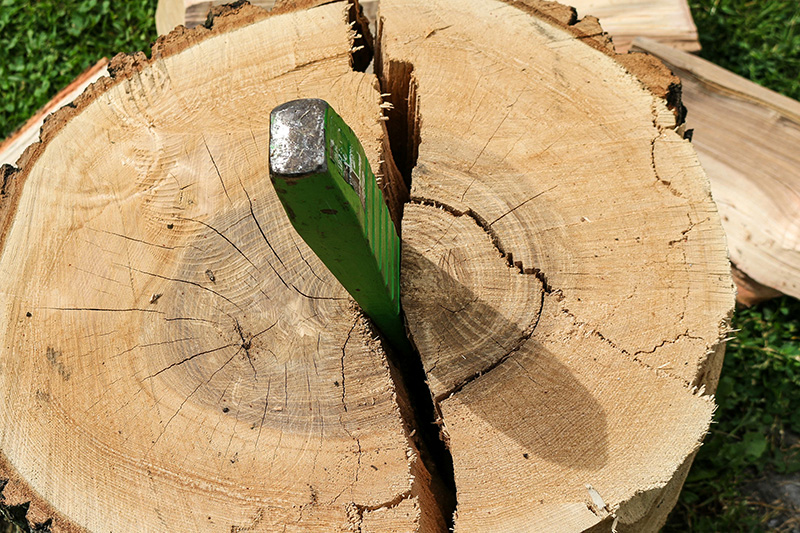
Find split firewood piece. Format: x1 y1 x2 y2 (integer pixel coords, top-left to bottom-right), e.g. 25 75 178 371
633 37 800 305
155 0 700 54
157 0 273 33
156 0 378 35
0 58 109 167
0 3 443 531
379 0 734 530
568 0 700 52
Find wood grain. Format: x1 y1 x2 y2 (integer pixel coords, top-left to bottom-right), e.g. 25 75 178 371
0 3 440 531
155 0 700 54
380 0 732 529
0 1 734 531
568 0 699 52
633 37 800 304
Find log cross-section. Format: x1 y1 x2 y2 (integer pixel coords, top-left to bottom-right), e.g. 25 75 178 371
380 0 733 530
0 0 734 532
0 3 442 532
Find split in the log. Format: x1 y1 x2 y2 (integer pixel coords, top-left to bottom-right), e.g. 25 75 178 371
0 1 735 531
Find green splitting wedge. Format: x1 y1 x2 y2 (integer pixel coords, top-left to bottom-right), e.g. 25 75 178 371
269 98 411 354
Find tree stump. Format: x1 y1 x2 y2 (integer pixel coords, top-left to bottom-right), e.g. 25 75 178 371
0 1 734 531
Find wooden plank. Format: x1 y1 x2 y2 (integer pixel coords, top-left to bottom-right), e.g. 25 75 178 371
570 0 699 52
633 37 800 303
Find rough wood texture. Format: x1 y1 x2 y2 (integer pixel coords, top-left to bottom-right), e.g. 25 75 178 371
633 37 800 304
0 3 441 531
568 0 699 52
155 0 357 34
155 0 699 53
0 59 109 167
156 0 380 45
379 0 733 530
0 1 734 531
155 0 265 32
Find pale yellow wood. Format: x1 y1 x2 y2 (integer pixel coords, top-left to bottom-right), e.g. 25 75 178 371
633 37 800 302
155 0 378 35
154 0 198 34
156 0 699 54
379 0 733 530
2 1 735 531
361 498 420 532
569 0 699 52
0 3 439 531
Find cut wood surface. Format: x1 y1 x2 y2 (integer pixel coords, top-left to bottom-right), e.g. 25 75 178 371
0 3 441 532
0 1 733 532
155 0 699 53
568 0 699 52
0 59 109 167
633 37 800 305
380 0 732 529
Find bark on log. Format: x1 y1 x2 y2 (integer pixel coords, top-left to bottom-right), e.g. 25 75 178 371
568 0 699 52
633 37 800 305
0 59 109 167
0 1 734 532
155 0 700 54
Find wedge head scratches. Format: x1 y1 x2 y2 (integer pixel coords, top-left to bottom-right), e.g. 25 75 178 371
269 98 408 351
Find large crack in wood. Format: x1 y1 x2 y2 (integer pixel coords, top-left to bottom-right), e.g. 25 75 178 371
408 196 554 293
374 41 457 531
557 300 730 391
0 1 735 530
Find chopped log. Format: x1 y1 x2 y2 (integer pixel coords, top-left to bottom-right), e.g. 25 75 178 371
155 0 380 49
156 0 378 35
0 1 733 532
0 58 109 167
381 0 732 529
156 0 268 33
0 3 441 531
633 37 800 305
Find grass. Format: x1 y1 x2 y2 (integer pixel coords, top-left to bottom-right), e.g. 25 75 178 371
0 0 157 140
1 0 799 531
690 0 800 100
664 297 800 531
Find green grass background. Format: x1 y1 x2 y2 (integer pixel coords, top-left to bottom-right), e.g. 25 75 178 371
0 0 157 141
1 0 799 531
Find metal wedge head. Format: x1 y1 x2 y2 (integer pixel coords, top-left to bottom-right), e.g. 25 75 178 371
269 98 407 350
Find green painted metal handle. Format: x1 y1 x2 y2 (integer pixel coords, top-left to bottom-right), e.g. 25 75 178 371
269 99 410 353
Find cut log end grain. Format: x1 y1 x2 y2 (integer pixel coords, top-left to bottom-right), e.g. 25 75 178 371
0 1 733 532
382 0 733 529
633 37 800 305
0 3 439 532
